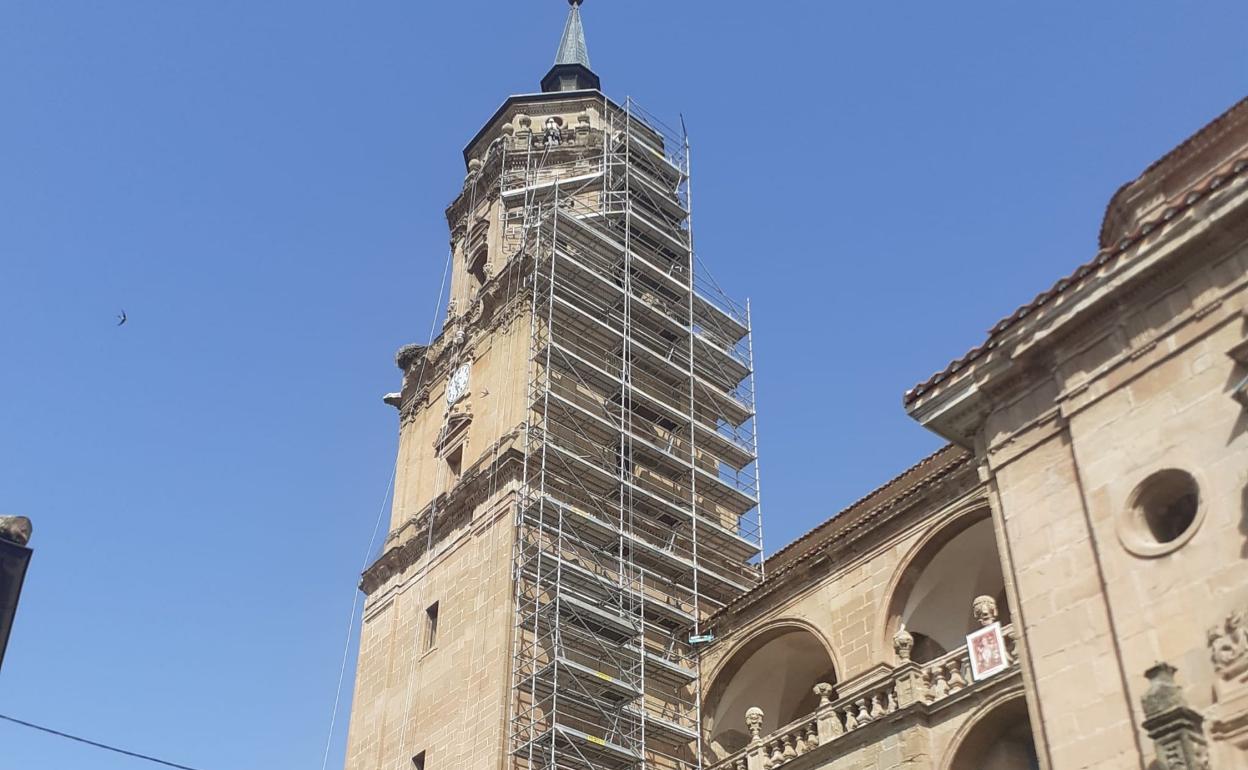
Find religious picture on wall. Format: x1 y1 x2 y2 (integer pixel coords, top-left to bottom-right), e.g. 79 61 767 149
967 622 1008 681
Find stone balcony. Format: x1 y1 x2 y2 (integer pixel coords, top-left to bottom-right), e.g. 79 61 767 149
708 624 1022 770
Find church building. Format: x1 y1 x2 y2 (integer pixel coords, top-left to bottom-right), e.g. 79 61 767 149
342 4 1248 769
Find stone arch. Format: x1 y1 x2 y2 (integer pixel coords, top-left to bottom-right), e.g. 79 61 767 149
879 501 1010 663
939 688 1039 770
703 620 839 760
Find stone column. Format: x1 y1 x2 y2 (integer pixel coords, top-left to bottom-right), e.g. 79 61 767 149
746 707 766 770
1140 662 1212 770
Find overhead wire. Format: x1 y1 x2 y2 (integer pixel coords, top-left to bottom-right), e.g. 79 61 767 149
0 713 207 770
319 237 455 770
390 157 492 768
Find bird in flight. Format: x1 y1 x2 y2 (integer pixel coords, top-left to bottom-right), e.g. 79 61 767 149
116 310 127 327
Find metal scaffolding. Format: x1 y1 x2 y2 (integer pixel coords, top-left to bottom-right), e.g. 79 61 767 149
506 96 762 770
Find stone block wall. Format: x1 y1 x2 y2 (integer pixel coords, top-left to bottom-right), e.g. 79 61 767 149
979 185 1248 768
344 492 516 770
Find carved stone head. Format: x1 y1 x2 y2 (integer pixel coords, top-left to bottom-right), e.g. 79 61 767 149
745 706 764 738
973 595 999 627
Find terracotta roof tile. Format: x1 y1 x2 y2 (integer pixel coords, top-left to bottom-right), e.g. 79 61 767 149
904 147 1248 407
713 444 972 620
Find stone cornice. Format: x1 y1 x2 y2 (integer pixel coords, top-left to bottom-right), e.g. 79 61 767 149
908 169 1248 446
359 438 524 595
396 258 534 425
446 125 605 228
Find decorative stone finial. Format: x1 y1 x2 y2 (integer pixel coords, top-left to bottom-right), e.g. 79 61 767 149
1142 662 1183 718
813 682 834 707
1140 663 1211 770
467 158 482 174
569 0 584 6
745 707 764 739
972 595 999 627
893 623 915 662
0 516 32 547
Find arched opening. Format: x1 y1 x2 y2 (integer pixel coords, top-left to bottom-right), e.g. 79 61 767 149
704 626 836 760
888 512 1010 663
945 695 1039 770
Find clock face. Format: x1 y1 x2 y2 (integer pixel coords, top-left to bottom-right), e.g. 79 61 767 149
446 363 470 404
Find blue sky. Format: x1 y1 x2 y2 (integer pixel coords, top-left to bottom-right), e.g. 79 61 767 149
1 2 1245 768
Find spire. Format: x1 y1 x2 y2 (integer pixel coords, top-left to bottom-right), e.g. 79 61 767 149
541 0 601 93
554 0 591 69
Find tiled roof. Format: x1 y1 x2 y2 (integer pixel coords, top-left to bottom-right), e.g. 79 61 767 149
713 444 972 620
904 98 1248 408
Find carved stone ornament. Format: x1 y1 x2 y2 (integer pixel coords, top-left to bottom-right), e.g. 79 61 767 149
1140 663 1211 770
893 623 915 662
1142 663 1186 719
1208 603 1248 753
813 682 834 707
1209 608 1248 681
973 595 999 627
745 707 764 739
0 515 32 547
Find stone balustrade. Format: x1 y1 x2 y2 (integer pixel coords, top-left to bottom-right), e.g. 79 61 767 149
922 644 971 703
707 606 1020 770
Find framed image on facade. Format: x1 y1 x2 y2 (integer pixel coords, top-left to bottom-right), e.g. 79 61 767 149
967 622 1008 681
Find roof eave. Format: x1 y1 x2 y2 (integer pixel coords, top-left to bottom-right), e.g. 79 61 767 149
461 88 610 164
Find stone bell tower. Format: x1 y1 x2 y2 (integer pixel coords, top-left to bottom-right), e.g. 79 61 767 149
343 3 763 769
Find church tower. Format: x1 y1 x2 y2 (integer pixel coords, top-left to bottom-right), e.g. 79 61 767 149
344 4 762 768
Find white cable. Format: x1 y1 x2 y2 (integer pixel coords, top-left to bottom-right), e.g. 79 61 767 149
320 242 455 770
319 461 396 770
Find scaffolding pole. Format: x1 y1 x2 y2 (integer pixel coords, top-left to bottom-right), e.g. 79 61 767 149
504 95 763 770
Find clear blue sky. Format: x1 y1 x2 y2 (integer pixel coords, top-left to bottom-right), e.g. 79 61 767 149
1 2 1244 768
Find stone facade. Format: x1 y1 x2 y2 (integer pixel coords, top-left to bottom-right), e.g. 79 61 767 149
344 10 762 768
695 446 1038 770
342 7 1248 770
905 97 1248 768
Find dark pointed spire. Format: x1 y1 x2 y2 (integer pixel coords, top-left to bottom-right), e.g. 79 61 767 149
554 0 591 69
541 0 600 93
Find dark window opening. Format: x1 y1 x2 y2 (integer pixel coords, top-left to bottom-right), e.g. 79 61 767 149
445 446 463 480
425 602 440 651
1134 469 1200 544
412 751 426 770
1151 492 1198 543
468 248 488 287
